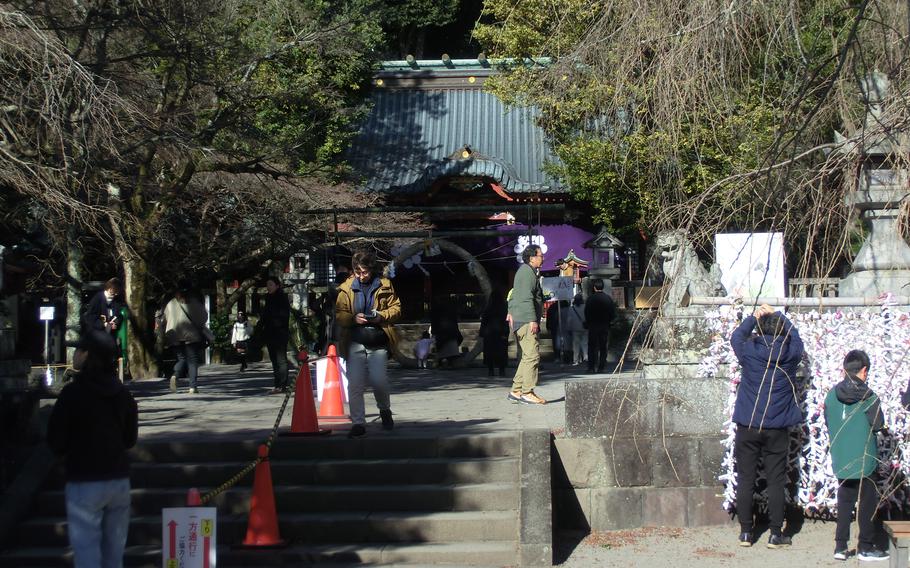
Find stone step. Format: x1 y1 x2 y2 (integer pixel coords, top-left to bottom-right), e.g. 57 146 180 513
33 482 519 516
2 541 516 567
128 432 520 463
42 456 518 489
15 510 519 547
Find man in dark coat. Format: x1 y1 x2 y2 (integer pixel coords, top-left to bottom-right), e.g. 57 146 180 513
730 303 804 549
584 278 616 373
262 276 291 393
47 330 138 568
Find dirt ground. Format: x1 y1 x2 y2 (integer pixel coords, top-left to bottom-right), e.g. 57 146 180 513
556 521 885 567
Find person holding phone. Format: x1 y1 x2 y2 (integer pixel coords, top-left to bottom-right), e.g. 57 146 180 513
83 278 128 369
335 252 401 438
84 278 127 335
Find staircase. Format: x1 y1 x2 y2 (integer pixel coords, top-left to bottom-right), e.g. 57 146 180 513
1 430 537 567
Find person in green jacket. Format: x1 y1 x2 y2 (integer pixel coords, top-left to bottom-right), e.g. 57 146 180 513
824 349 889 562
507 244 546 405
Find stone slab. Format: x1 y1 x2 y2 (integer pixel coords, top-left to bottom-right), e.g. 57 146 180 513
551 438 617 488
698 437 726 485
642 487 688 526
565 379 652 438
519 429 552 566
686 486 732 527
650 437 701 487
553 487 591 530
589 487 643 530
565 377 727 439
653 378 728 437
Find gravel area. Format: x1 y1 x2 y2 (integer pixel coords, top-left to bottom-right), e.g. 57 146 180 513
556 521 883 567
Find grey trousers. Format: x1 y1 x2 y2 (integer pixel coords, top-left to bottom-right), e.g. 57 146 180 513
346 342 391 425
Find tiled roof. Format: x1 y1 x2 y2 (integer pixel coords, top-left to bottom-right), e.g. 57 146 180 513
347 82 563 195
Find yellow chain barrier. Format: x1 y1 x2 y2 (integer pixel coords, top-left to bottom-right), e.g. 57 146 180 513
198 373 300 505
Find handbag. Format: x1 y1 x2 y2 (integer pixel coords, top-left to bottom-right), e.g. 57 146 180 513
178 301 214 345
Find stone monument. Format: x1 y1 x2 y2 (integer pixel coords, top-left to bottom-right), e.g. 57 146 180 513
838 72 910 297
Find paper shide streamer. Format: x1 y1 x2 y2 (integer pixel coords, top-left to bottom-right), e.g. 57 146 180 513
699 305 910 517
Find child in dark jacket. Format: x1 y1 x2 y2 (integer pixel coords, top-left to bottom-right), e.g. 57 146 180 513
824 349 889 561
730 304 804 549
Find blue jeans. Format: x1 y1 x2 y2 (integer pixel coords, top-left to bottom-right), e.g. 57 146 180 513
346 342 390 425
65 478 131 568
173 342 202 389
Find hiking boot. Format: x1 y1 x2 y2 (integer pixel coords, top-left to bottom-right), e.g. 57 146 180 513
169 376 177 393
507 390 522 404
380 409 394 430
857 548 889 561
738 532 752 547
767 534 792 549
520 391 547 405
348 424 367 438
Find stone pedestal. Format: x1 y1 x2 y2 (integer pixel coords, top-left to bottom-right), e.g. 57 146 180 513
840 180 910 296
556 377 731 530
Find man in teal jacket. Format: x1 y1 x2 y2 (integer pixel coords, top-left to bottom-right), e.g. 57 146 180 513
507 244 546 404
824 349 889 562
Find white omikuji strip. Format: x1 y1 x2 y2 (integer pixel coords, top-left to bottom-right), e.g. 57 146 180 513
698 301 910 516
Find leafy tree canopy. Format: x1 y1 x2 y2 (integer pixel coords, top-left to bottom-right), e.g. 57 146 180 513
475 0 909 276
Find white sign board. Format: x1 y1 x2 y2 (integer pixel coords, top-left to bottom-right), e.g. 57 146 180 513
39 306 55 321
714 233 786 299
316 357 349 402
540 276 575 301
162 507 217 568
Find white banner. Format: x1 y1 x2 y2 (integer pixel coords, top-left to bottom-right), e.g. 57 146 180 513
714 233 786 299
315 357 349 402
162 507 216 568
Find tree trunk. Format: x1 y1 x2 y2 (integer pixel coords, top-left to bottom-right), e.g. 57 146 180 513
123 255 159 379
64 237 83 364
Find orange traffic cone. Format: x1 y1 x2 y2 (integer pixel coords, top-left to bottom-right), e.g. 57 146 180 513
318 344 350 423
238 445 286 548
282 366 329 436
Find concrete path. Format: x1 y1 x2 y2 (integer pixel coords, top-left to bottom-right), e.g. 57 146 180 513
128 360 856 567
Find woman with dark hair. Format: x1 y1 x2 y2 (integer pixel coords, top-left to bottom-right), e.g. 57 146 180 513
431 300 463 368
262 276 291 393
480 290 509 376
231 311 253 372
335 252 401 438
161 279 209 394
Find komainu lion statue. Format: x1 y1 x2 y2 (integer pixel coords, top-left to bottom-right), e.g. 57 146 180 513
656 230 726 309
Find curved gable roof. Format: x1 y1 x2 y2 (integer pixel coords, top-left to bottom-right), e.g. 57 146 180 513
347 79 563 194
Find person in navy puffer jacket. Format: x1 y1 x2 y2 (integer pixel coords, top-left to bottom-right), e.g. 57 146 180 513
730 303 804 550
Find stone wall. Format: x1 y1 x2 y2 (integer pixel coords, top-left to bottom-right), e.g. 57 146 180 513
554 376 732 530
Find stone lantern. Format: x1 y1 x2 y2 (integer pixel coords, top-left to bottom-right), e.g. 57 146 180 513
837 72 910 297
584 227 623 291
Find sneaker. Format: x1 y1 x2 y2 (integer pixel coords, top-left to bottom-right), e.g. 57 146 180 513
188 387 198 394
169 376 177 393
269 387 285 395
348 424 367 438
738 532 752 547
507 390 522 404
520 391 547 405
857 548 889 561
833 548 849 560
380 409 394 431
767 534 792 549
